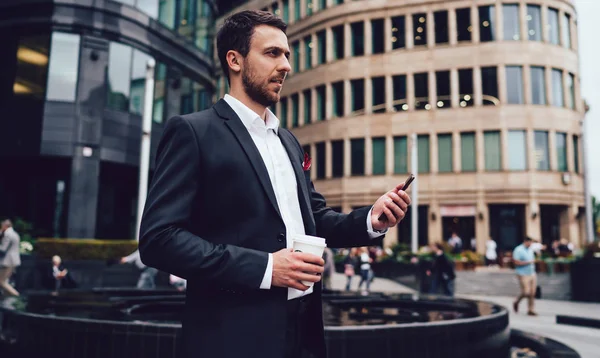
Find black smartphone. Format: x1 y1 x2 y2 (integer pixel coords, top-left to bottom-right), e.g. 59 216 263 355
377 174 415 222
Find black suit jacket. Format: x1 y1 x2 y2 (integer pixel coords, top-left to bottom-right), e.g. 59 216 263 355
139 99 382 358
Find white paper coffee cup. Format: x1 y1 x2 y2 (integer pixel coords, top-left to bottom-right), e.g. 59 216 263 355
292 234 327 287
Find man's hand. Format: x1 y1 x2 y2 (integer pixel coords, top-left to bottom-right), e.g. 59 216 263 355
371 182 411 231
272 248 324 291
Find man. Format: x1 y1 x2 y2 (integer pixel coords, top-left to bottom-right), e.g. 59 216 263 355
0 220 21 297
427 242 456 296
448 231 462 254
512 237 538 316
139 10 411 358
321 247 334 290
120 250 158 289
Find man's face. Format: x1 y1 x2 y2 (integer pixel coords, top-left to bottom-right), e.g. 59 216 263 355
241 25 291 107
524 241 532 248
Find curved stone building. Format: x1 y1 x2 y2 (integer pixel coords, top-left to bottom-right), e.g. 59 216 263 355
0 0 216 239
216 0 586 253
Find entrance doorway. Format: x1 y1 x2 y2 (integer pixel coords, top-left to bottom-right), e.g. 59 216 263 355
441 216 476 250
489 204 525 252
540 205 562 247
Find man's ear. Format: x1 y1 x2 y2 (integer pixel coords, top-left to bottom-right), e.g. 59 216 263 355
226 50 242 74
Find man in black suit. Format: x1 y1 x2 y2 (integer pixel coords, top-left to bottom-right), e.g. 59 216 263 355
139 10 411 358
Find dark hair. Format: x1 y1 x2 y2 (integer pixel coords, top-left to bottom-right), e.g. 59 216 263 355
434 242 444 251
216 10 287 84
524 237 533 242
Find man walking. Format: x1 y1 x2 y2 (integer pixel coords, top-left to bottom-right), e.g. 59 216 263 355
512 237 538 316
139 10 411 358
120 250 157 289
0 219 21 297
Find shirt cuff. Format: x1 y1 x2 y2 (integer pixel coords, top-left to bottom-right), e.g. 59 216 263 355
259 253 273 289
366 206 388 238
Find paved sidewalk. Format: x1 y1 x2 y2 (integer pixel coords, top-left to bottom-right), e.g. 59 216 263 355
328 272 600 358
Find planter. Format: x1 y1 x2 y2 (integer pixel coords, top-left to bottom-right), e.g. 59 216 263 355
570 258 600 302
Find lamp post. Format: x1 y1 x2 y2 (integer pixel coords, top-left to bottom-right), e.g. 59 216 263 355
135 59 155 241
582 100 594 243
411 133 419 253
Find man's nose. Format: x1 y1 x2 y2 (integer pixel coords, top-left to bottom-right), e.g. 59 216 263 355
278 56 291 73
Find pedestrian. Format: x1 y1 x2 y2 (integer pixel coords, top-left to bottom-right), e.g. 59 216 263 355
120 250 157 289
0 219 21 297
485 237 498 266
138 9 412 358
344 248 358 291
512 237 538 316
357 247 373 295
322 247 334 290
427 242 456 296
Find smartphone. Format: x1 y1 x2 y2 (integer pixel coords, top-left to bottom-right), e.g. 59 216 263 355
377 174 415 222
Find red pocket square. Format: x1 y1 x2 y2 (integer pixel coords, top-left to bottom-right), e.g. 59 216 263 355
302 152 312 171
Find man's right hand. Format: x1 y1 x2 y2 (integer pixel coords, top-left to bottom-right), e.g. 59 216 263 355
272 248 325 291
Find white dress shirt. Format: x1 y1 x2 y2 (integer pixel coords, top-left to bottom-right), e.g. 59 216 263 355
223 94 386 300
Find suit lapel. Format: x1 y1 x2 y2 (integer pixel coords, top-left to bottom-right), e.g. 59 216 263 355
214 100 282 220
278 129 316 234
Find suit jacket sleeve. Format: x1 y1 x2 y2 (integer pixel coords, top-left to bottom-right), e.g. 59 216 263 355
139 116 268 290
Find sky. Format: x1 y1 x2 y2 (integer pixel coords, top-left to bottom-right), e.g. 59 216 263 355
576 0 600 198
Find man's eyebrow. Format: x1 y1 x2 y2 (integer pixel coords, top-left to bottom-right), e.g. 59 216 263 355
265 46 290 55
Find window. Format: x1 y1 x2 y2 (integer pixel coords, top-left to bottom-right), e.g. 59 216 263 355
332 140 344 177
351 79 364 114
272 2 280 16
46 33 80 102
318 0 326 11
351 21 365 56
437 134 453 173
506 65 524 104
306 0 313 16
414 72 429 110
179 77 194 114
481 66 499 105
508 130 527 170
280 97 288 128
530 66 546 105
562 13 571 49
332 81 344 117
503 4 520 41
137 0 159 18
573 135 579 173
317 30 326 65
158 0 176 29
534 131 549 171
394 136 408 173
292 41 300 73
194 1 215 57
316 142 325 179
291 93 299 127
282 0 289 22
304 35 312 70
372 18 385 54
316 85 326 121
552 68 564 107
372 77 385 113
129 49 154 115
351 138 365 175
413 13 427 46
152 62 166 123
461 132 476 172
13 34 50 98
556 132 567 172
107 42 132 111
294 0 301 21
417 135 430 173
547 8 559 45
456 8 472 42
393 75 408 111
303 89 312 124
484 131 501 171
434 11 449 44
458 69 474 107
479 5 496 42
436 71 450 109
391 16 406 49
372 137 386 175
527 5 542 41
332 25 344 60
567 73 575 109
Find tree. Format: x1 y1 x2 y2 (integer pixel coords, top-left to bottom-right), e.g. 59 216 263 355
593 196 600 239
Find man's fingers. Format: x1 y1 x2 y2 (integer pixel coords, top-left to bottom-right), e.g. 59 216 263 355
292 252 325 266
397 190 412 206
388 192 408 212
292 272 322 283
381 205 398 226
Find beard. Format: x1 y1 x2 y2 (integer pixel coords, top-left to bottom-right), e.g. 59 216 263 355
242 64 280 107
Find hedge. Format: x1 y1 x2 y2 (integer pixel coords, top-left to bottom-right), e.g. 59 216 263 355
34 238 139 260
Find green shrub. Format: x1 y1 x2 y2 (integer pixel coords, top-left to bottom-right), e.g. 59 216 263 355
35 238 139 260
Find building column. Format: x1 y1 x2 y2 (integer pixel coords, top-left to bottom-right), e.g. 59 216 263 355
560 204 582 248
310 87 317 124
67 148 100 238
431 132 439 174
365 136 373 176
289 0 296 24
475 197 489 255
566 133 575 172
453 131 461 173
450 68 459 108
407 73 415 110
449 8 458 45
474 66 483 106
500 128 508 171
548 129 557 171
498 65 507 104
298 91 305 126
541 3 549 42
406 13 414 49
343 79 351 117
344 22 351 58
383 225 399 248
545 65 553 105
384 17 392 52
496 1 504 41
385 75 394 112
429 201 442 243
364 18 372 55
426 11 435 48
325 83 333 120
471 5 480 44
311 33 317 68
526 129 536 172
526 201 542 241
476 130 485 172
325 27 333 63
519 2 527 41
429 70 437 111
365 77 373 114
310 143 317 180
325 141 332 178
343 138 351 177
386 134 394 175
523 65 532 104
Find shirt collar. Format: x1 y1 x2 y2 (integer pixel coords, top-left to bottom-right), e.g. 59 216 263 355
223 94 279 134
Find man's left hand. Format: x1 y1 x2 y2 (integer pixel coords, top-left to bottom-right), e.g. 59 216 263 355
370 183 411 231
